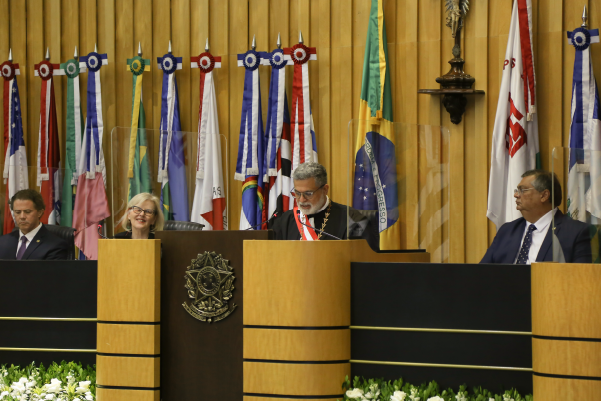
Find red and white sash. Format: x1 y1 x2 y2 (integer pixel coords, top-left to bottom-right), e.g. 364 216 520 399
293 204 319 241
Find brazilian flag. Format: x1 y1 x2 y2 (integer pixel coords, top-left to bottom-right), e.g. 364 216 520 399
352 0 400 250
127 55 152 200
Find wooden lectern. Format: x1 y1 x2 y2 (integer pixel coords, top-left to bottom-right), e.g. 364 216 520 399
532 262 601 400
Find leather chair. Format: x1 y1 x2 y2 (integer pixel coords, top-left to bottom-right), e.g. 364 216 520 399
163 220 205 231
13 225 76 260
352 209 380 250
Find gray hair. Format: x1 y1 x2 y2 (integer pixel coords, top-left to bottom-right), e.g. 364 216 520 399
521 169 562 207
293 162 328 187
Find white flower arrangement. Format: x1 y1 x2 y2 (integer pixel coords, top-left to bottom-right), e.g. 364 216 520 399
0 362 95 401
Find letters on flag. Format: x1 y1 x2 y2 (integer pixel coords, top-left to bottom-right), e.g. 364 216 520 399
487 0 539 229
34 55 62 225
284 38 317 173
158 51 190 221
236 48 267 229
352 0 400 250
1 57 28 234
190 48 227 230
73 50 110 260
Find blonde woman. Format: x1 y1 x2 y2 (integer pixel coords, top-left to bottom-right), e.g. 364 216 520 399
115 193 164 239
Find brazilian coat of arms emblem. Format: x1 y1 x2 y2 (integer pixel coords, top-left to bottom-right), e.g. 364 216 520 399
183 252 237 323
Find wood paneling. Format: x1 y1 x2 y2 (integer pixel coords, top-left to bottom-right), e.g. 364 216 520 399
97 239 161 322
533 375 601 401
243 362 350 396
533 338 601 378
96 389 159 401
532 263 601 337
97 323 160 355
96 355 160 387
243 328 350 361
0 0 598 261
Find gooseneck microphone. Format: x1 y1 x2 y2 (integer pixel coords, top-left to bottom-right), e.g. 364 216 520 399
97 224 108 239
245 212 279 230
296 210 342 240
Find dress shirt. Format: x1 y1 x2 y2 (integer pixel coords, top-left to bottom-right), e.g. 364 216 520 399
514 208 557 264
16 222 43 257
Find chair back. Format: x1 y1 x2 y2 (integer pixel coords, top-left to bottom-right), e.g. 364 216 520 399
44 225 76 260
163 220 205 231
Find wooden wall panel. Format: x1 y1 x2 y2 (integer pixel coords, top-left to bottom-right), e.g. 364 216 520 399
0 0 597 262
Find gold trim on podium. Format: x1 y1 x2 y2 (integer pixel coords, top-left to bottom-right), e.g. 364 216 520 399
97 239 161 401
532 262 601 400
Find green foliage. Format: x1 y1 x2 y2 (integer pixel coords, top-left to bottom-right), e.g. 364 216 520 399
340 376 533 401
0 361 95 401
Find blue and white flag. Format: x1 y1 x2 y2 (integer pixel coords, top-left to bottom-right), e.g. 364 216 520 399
236 49 267 229
566 26 600 221
157 51 189 222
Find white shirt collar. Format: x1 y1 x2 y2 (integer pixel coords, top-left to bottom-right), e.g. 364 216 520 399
315 195 330 214
525 208 556 232
19 223 43 243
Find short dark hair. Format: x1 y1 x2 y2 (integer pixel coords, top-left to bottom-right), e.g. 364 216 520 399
10 189 45 211
521 169 562 207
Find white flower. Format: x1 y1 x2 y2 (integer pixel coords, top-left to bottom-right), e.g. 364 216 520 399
45 394 55 400
427 397 444 401
85 391 94 401
503 395 514 401
346 388 365 399
76 381 91 394
44 379 62 393
409 387 420 401
391 391 407 401
456 392 467 401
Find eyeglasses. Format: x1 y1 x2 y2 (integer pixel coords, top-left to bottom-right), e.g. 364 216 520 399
514 187 536 196
130 205 156 216
290 185 325 200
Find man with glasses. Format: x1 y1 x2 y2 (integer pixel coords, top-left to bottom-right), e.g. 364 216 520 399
0 189 69 260
270 162 374 245
481 169 591 264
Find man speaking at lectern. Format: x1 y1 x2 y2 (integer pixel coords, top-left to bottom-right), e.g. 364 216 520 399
0 189 69 260
481 169 591 264
270 162 373 244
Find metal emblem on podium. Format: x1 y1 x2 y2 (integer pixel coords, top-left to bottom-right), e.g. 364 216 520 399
183 252 237 323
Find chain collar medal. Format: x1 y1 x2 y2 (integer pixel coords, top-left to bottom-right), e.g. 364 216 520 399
293 200 331 240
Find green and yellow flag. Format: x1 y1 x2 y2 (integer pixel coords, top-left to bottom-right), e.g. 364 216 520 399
126 50 152 200
352 0 400 250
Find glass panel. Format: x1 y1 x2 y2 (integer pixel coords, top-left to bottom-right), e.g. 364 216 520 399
110 127 228 237
347 120 450 262
551 147 597 263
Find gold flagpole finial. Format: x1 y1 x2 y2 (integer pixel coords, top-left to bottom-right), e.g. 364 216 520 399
277 32 281 49
168 40 172 54
138 42 142 56
74 46 78 60
205 38 209 52
299 30 303 44
8 48 12 62
251 35 256 50
94 43 98 52
45 47 50 60
582 6 588 27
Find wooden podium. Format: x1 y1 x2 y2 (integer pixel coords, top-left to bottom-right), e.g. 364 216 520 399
532 262 601 400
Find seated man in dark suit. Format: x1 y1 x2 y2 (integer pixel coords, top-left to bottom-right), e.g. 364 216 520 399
0 189 69 260
481 169 591 264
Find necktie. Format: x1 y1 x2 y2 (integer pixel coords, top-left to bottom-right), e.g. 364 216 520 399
516 224 537 264
16 236 28 260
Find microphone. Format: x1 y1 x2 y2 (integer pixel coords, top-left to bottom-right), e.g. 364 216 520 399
245 211 279 230
97 224 108 239
296 210 342 240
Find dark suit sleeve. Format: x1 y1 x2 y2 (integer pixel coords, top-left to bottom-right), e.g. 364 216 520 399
480 225 506 263
571 223 592 263
44 238 70 260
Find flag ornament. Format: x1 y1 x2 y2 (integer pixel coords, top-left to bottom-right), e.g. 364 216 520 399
284 32 318 172
157 43 189 221
2 52 28 234
190 41 227 230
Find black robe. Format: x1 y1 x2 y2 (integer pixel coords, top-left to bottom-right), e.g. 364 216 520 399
269 201 377 248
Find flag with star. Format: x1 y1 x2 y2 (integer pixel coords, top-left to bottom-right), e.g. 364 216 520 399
127 52 152 201
59 50 85 229
352 0 400 250
1 57 28 234
157 49 189 221
34 54 62 225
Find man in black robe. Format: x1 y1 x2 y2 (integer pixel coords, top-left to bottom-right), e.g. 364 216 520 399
270 162 377 248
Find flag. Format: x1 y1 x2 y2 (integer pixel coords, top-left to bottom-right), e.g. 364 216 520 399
59 52 85 228
352 0 400 250
126 53 152 200
73 50 110 260
1 58 28 234
284 36 317 173
566 26 600 221
157 51 189 221
34 56 62 225
487 0 539 229
236 48 267 229
263 47 293 219
190 49 226 230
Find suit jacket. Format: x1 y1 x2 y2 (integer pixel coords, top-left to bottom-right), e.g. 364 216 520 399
480 210 592 264
0 225 70 260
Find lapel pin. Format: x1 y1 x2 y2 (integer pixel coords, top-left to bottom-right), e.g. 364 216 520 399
36 240 40 242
